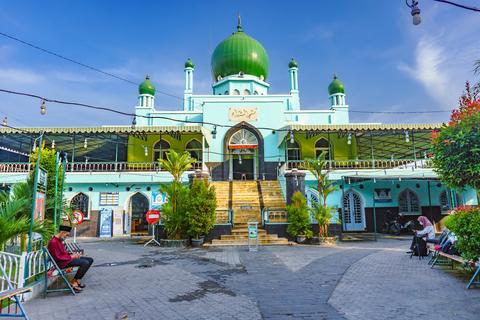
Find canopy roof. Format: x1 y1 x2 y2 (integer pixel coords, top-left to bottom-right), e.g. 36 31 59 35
284 123 443 132
0 125 204 134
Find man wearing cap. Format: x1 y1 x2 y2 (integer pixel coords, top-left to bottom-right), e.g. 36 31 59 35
47 225 94 292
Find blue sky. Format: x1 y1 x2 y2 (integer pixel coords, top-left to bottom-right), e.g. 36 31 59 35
0 0 479 127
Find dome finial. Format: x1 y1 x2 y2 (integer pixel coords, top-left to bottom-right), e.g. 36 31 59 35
333 73 337 79
237 13 243 32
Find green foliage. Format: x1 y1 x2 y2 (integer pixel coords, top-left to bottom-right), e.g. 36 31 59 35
445 207 480 262
186 180 217 239
287 192 313 238
159 150 195 182
160 182 190 239
305 151 338 237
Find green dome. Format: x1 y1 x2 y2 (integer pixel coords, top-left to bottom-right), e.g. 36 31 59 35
328 74 345 95
211 20 269 80
139 75 156 96
288 58 298 69
184 58 195 69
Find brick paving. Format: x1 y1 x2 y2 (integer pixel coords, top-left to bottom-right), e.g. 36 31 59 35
22 238 480 320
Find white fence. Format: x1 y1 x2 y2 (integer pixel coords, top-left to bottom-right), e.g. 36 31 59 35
0 250 46 293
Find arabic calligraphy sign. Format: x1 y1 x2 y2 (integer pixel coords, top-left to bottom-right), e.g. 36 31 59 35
228 107 257 122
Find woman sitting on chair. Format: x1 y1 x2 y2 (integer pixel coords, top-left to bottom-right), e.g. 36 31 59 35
407 216 435 254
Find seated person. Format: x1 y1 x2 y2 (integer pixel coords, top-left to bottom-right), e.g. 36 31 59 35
407 216 435 254
47 225 94 292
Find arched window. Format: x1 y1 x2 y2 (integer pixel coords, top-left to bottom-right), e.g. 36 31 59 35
287 140 300 161
440 189 462 212
253 91 258 95
243 89 251 95
186 139 202 161
224 90 229 95
315 138 331 160
153 139 170 162
399 189 420 215
233 89 240 95
70 193 89 218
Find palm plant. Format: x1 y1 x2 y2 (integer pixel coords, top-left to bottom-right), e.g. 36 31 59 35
159 150 195 182
305 151 338 238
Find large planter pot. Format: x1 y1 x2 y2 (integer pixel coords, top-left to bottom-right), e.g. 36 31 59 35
296 235 307 244
160 239 189 248
191 237 205 248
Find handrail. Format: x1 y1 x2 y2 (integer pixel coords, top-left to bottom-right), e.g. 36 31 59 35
263 207 288 224
287 159 433 170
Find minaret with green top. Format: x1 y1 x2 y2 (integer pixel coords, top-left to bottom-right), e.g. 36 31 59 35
328 74 349 122
138 75 156 108
184 58 195 111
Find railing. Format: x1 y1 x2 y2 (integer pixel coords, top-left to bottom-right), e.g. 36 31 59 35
215 209 234 226
0 250 47 293
263 207 288 225
0 161 203 173
287 159 433 170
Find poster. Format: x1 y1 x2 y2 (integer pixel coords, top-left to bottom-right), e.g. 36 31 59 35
99 208 113 238
34 192 46 221
151 191 167 209
374 188 392 203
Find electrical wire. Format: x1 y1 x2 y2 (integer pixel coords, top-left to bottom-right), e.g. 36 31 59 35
433 0 480 12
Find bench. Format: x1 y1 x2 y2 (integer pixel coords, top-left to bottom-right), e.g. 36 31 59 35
431 251 480 289
64 241 84 255
0 264 31 319
43 247 76 297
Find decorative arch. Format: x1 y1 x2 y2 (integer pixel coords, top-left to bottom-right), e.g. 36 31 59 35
398 188 420 215
186 138 202 161
70 192 90 219
243 89 251 95
440 189 462 212
287 139 301 161
233 89 240 95
129 192 150 234
153 139 170 162
222 122 264 180
315 137 331 160
342 189 365 230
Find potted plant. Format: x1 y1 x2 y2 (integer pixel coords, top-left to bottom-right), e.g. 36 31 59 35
287 192 313 243
305 151 338 244
186 179 217 247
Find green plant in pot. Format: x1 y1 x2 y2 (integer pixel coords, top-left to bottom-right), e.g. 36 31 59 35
287 191 313 243
186 179 217 247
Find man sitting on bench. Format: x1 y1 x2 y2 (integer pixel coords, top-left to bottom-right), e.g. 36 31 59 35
47 225 94 293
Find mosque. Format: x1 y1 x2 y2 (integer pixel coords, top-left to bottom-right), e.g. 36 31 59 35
0 19 477 242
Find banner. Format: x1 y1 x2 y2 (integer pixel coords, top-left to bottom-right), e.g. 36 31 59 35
98 208 113 238
151 191 167 209
374 188 392 203
34 192 46 221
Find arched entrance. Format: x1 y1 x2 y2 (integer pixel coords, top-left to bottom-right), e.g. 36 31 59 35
342 190 365 231
223 122 264 181
130 193 149 234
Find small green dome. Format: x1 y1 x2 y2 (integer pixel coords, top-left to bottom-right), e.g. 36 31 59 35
139 75 156 96
288 58 298 69
184 58 195 69
211 18 269 80
328 74 345 95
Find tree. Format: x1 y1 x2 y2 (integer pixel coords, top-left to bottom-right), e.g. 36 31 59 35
159 150 195 182
431 82 480 192
305 151 338 237
287 192 313 239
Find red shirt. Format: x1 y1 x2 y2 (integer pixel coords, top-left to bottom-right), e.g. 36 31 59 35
47 236 72 269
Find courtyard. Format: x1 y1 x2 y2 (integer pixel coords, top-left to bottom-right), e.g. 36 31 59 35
24 239 480 320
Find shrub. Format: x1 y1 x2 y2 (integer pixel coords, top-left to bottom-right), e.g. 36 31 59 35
287 192 313 238
160 182 190 239
186 180 217 239
445 207 480 262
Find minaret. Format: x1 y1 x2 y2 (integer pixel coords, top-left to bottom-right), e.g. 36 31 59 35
183 58 195 111
138 75 156 108
288 58 300 110
328 74 349 123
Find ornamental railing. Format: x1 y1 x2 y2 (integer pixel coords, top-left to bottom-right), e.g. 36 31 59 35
1 249 49 293
0 161 202 173
215 209 233 226
287 159 433 170
262 207 288 225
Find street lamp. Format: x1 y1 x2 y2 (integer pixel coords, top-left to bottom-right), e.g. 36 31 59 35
406 0 421 25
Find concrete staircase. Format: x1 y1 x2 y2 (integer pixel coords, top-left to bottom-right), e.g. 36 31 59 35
209 180 290 246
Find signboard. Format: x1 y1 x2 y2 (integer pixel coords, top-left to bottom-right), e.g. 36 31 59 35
146 210 161 224
71 210 85 225
99 192 119 206
98 208 113 238
33 192 46 221
151 191 167 208
228 107 257 122
374 188 392 203
248 222 258 252
37 168 47 192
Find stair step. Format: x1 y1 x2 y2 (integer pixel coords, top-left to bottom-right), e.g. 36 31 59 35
209 239 290 246
220 234 278 241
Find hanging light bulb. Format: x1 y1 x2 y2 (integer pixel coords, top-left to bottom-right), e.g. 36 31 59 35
347 133 352 145
85 157 89 164
238 153 242 164
51 140 55 148
131 116 137 129
424 151 427 159
2 117 7 126
144 146 148 156
32 140 37 151
40 100 46 115
405 130 410 143
84 138 88 149
408 0 421 25
211 126 217 139
289 131 294 144
373 177 376 183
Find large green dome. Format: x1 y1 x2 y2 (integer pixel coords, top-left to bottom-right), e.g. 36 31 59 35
328 74 345 95
139 75 156 96
211 20 269 81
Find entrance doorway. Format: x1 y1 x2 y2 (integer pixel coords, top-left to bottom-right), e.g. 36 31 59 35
232 152 255 180
228 129 258 180
343 190 365 231
130 193 149 234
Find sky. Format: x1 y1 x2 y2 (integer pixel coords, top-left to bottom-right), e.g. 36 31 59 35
0 0 479 127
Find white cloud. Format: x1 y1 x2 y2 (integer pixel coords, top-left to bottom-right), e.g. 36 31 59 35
0 67 44 85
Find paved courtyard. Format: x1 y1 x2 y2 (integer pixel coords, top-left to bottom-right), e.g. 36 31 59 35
24 238 480 320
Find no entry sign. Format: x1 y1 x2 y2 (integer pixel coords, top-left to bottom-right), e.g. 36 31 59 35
71 210 85 225
146 210 161 224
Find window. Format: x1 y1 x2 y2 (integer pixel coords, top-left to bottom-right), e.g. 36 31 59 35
99 192 119 206
153 139 170 162
315 138 331 160
440 189 462 213
243 89 251 95
70 193 89 218
399 189 420 215
224 90 229 95
253 91 258 95
186 139 202 161
233 89 240 95
343 191 363 224
287 140 300 161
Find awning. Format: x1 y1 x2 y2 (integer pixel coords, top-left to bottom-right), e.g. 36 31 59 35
0 125 205 134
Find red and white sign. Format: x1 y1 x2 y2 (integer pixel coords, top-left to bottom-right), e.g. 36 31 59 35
146 210 161 224
71 210 85 225
33 192 46 221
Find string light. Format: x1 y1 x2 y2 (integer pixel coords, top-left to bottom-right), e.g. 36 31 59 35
40 100 46 115
405 130 410 143
238 154 242 164
2 117 6 126
131 116 137 129
83 138 88 149
51 139 55 148
289 131 294 144
32 140 37 151
347 133 352 145
211 126 217 139
144 146 148 156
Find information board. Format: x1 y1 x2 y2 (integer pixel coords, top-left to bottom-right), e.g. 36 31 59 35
98 208 113 238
